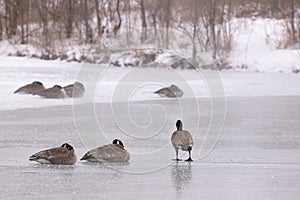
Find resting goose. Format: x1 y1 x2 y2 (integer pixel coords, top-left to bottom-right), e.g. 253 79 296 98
35 85 66 99
80 139 130 163
14 81 45 95
29 143 77 165
154 84 183 98
171 120 193 162
63 82 85 98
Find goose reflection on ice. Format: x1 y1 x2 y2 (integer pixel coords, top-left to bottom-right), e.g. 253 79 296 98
171 162 192 197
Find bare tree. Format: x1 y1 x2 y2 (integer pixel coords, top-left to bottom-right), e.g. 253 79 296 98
289 0 296 44
4 0 17 38
113 0 122 36
0 1 2 41
35 0 50 50
160 0 172 48
140 0 147 42
192 0 200 64
148 0 159 35
94 0 102 39
0 14 2 41
82 0 93 43
65 0 74 39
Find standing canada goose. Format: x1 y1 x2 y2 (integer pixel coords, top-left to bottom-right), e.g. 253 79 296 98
63 82 85 98
80 139 130 163
14 81 45 94
171 120 193 162
29 143 77 165
154 84 183 98
35 85 66 99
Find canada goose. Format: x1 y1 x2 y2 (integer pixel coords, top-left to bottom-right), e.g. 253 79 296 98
63 82 85 98
29 143 77 165
154 84 183 98
80 139 130 163
35 85 66 99
14 81 45 94
171 120 193 162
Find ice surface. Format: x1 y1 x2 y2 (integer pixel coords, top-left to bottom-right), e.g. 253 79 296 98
0 57 300 199
1 57 300 111
0 97 300 199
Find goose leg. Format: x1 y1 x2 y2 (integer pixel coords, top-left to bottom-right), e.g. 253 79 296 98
173 148 182 161
185 149 193 162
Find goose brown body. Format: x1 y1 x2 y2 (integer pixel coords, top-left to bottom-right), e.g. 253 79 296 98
14 81 45 94
29 143 77 165
63 82 85 98
171 120 193 161
154 85 183 98
81 139 130 163
35 85 66 99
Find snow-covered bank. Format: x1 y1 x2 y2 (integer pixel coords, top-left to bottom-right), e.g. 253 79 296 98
0 17 299 73
1 57 300 111
229 18 300 73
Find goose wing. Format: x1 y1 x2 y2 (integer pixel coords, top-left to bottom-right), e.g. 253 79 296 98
154 87 176 97
81 144 129 162
29 147 64 163
14 83 44 94
63 84 84 98
29 147 75 164
171 131 193 150
14 85 29 94
63 84 74 97
35 88 65 99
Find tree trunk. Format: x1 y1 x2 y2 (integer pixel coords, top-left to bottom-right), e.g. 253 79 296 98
140 0 147 42
84 0 92 43
290 0 296 44
16 0 26 44
25 0 30 43
165 0 171 49
113 0 121 36
5 0 17 38
11 1 17 36
192 0 199 65
65 0 74 39
209 0 217 59
0 14 2 41
36 0 50 50
95 0 102 38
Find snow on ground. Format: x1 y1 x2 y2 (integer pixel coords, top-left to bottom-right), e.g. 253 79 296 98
229 18 300 72
0 18 299 73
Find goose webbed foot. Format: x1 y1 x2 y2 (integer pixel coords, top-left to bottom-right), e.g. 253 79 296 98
185 158 193 162
172 158 182 161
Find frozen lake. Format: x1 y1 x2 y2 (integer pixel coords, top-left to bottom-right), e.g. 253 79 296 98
0 97 300 200
0 57 300 199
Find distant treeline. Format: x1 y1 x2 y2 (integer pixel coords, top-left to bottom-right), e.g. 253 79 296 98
0 0 299 60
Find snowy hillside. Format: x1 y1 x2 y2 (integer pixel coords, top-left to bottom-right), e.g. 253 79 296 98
0 17 299 73
229 18 300 73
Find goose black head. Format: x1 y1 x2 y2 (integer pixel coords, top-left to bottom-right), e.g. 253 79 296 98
176 120 183 131
112 139 124 147
74 82 85 90
33 81 43 86
61 143 74 150
170 84 178 89
54 85 62 89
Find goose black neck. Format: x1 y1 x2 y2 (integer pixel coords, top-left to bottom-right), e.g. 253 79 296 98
176 120 183 131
